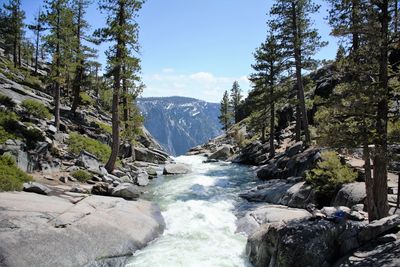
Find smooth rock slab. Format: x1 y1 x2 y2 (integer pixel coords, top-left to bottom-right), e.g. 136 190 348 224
332 182 366 208
23 182 52 195
0 192 165 267
163 163 191 175
111 183 141 199
236 204 312 235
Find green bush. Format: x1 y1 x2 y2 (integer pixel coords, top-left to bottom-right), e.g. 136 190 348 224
68 132 111 163
21 99 51 120
0 110 44 147
388 120 400 143
0 93 15 109
95 121 112 134
0 154 33 191
71 169 93 182
80 92 95 106
306 151 358 205
20 74 43 91
0 111 19 143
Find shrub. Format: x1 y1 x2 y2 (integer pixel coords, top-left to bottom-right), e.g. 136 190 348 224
80 92 95 106
0 111 19 143
95 121 112 134
0 154 33 191
71 169 93 182
21 99 51 120
306 151 358 206
68 132 111 163
388 120 400 143
0 93 15 108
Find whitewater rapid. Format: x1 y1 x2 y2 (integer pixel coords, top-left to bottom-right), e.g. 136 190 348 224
126 155 256 267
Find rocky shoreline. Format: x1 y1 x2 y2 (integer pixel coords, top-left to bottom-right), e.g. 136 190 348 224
189 126 400 267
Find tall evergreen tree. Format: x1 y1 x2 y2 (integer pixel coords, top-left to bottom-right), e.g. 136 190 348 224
321 0 393 220
70 0 93 114
250 33 285 158
219 90 232 131
3 0 25 68
96 0 144 172
230 81 242 123
43 0 74 130
270 0 327 145
27 9 45 74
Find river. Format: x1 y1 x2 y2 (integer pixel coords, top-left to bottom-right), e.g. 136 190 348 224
126 155 257 267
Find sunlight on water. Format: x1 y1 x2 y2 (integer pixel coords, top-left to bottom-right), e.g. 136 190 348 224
126 155 254 267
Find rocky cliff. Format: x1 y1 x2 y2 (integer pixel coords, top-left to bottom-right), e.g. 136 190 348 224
137 96 222 156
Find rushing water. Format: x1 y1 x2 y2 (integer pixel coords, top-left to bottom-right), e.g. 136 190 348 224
126 155 258 267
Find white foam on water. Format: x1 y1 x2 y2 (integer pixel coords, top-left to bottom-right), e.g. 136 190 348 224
126 155 253 267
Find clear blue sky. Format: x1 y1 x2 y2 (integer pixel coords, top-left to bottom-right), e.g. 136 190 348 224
13 0 338 103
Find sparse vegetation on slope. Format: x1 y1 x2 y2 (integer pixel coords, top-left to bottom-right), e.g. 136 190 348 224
71 169 93 182
21 99 51 120
68 132 111 163
0 154 32 191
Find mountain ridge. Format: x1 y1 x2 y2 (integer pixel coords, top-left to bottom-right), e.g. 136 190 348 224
137 96 222 156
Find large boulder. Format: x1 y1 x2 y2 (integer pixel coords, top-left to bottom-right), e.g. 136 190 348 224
236 204 312 235
75 150 101 173
334 239 400 266
256 148 321 180
279 181 316 208
163 163 190 175
332 182 366 208
111 183 141 199
0 139 29 172
23 182 52 195
240 180 293 203
0 192 165 267
136 172 150 186
208 144 234 161
133 147 168 164
246 215 400 267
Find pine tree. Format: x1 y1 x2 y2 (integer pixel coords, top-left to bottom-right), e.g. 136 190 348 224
250 33 285 158
96 0 144 172
121 58 144 140
320 0 393 220
230 81 242 123
219 90 232 131
43 0 75 130
27 9 45 74
3 0 25 68
70 0 94 114
270 0 327 145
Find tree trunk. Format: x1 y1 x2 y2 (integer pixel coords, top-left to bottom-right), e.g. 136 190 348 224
34 21 40 75
291 2 310 145
351 0 360 52
363 141 377 222
105 1 125 172
18 42 21 67
395 0 399 33
95 65 99 98
122 65 129 132
295 104 301 142
372 0 389 220
71 3 83 114
13 35 17 68
269 88 275 158
54 5 61 131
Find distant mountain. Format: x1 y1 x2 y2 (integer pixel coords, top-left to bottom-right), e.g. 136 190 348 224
137 96 223 156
